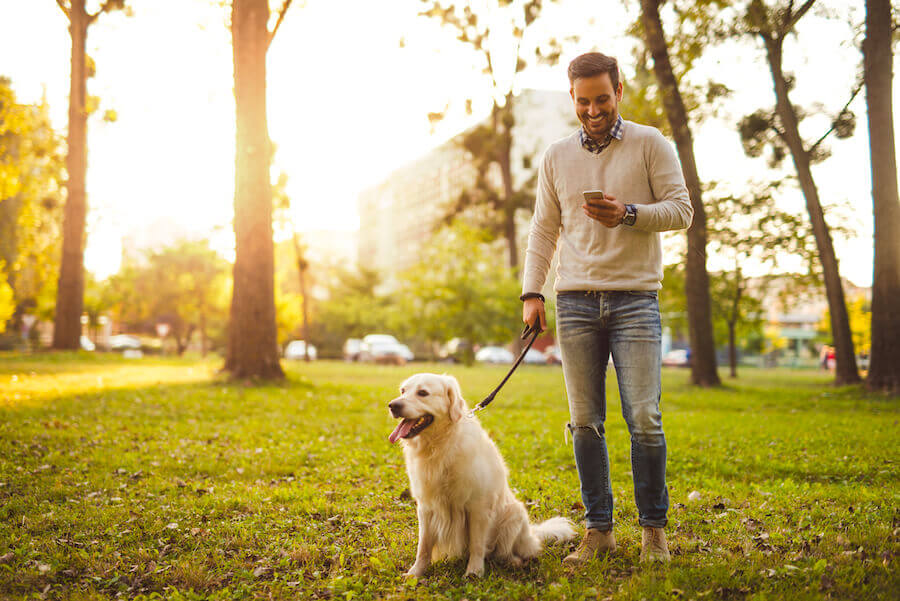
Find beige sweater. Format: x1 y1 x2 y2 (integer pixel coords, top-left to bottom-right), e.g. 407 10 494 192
522 122 693 294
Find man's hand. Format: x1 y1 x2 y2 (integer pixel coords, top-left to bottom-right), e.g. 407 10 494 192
522 298 546 332
583 193 625 228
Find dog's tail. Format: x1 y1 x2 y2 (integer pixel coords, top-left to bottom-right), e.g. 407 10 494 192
531 516 577 543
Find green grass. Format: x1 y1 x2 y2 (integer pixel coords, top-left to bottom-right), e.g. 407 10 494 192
0 352 897 600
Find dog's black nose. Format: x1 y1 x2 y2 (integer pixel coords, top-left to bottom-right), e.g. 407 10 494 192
388 400 403 417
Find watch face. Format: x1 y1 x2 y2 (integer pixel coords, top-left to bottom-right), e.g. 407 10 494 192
624 205 637 225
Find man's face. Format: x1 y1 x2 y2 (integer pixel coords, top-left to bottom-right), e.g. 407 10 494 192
570 73 623 142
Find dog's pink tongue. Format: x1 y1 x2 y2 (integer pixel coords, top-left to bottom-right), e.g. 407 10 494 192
389 419 415 444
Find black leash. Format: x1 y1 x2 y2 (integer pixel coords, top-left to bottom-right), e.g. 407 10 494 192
468 317 542 418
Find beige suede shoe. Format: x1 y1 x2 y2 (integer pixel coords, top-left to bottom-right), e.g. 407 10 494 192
640 526 671 562
562 528 616 566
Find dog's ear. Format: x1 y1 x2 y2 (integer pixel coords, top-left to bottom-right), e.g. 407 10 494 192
443 374 467 422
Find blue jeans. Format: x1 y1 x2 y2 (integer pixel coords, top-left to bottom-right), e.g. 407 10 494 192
556 291 668 530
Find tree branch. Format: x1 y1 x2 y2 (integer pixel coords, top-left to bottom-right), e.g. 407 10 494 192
808 76 863 155
88 0 120 24
268 0 293 49
784 0 817 33
55 0 70 20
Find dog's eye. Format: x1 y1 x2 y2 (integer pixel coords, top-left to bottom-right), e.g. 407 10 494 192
400 388 406 394
416 389 429 397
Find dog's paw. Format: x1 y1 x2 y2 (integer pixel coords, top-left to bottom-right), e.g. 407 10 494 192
464 564 484 578
508 555 524 568
404 566 426 580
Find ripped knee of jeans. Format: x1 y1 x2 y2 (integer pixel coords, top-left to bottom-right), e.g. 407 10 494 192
564 422 605 445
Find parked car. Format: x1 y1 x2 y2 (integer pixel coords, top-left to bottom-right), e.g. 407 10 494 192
362 334 399 346
523 348 547 364
359 341 407 365
474 346 514 364
359 334 409 365
662 348 690 367
438 338 472 363
108 334 142 351
284 340 317 360
80 336 95 351
343 338 362 361
396 343 415 362
544 345 562 365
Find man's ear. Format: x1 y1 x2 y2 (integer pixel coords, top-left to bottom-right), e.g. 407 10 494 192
444 374 467 422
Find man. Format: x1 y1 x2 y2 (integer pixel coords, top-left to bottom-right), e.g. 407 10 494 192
521 52 693 565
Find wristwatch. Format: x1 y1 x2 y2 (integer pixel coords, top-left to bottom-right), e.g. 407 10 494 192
622 203 637 226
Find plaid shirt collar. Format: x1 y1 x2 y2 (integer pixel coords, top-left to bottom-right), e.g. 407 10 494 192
580 114 625 154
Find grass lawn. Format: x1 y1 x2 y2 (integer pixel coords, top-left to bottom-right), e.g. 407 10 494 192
0 352 897 600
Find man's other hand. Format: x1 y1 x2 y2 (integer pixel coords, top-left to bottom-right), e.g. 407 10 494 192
522 298 546 332
582 193 626 228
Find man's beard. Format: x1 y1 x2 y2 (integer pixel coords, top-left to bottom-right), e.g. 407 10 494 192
581 110 616 140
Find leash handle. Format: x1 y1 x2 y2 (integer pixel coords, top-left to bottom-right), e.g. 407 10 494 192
467 317 542 418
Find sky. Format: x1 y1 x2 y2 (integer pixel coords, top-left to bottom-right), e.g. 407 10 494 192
0 0 895 286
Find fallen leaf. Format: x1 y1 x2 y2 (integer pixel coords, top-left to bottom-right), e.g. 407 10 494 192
252 566 269 577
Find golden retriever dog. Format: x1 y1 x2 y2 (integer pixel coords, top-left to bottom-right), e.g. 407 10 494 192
388 373 575 578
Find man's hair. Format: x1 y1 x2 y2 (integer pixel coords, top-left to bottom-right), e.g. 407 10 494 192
567 52 620 90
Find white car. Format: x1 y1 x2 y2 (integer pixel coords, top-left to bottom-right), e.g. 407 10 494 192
397 343 415 362
359 341 407 365
343 338 362 361
523 348 547 364
80 336 95 351
475 346 514 364
284 340 317 360
662 349 690 367
362 334 400 346
108 334 141 351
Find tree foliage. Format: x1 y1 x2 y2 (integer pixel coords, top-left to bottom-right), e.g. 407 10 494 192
105 240 229 355
307 267 396 358
303 224 523 361
418 0 568 272
395 222 522 360
625 0 733 133
0 77 65 338
736 0 862 384
705 183 819 375
0 262 13 334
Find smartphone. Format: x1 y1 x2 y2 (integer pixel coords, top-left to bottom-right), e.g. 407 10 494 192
583 190 605 202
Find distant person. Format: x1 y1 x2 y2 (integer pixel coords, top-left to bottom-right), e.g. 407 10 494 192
819 345 831 370
520 52 693 566
826 347 836 371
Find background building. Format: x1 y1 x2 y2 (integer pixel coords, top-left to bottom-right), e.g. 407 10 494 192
357 89 575 287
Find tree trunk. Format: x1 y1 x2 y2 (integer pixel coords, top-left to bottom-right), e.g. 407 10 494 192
495 100 519 275
728 273 742 378
640 0 720 386
728 322 737 378
224 0 284 379
863 0 900 394
763 38 860 385
292 233 310 362
53 0 89 350
200 306 208 358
